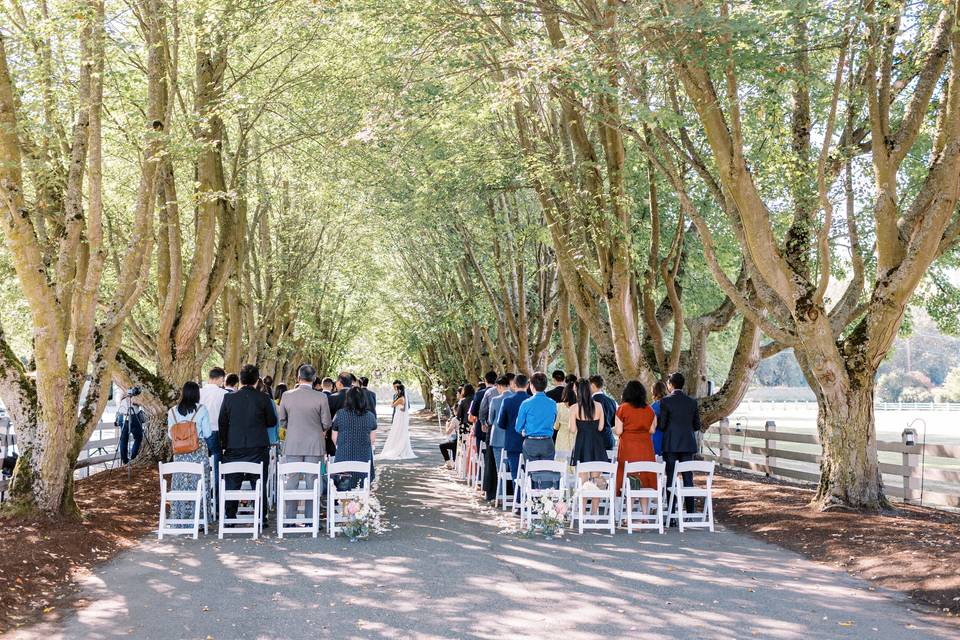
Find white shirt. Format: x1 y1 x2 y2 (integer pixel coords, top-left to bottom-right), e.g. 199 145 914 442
199 383 228 432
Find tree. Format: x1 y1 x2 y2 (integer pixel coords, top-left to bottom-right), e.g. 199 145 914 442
0 0 157 516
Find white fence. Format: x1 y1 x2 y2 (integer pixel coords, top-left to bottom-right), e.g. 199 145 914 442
0 416 120 500
740 400 960 412
703 419 960 510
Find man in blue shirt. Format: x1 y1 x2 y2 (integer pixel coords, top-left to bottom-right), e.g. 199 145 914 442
497 374 529 486
590 375 618 453
479 374 506 501
516 372 558 489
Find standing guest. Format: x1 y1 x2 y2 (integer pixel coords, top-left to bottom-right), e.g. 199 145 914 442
167 381 214 528
455 384 474 434
515 372 558 489
224 373 239 393
614 381 657 508
262 375 274 400
439 386 466 467
219 364 277 526
554 381 577 464
545 370 566 403
320 377 334 395
497 375 528 491
278 364 331 522
325 372 354 456
116 390 145 465
332 387 378 490
570 378 607 513
274 383 288 403
659 372 701 516
469 371 496 453
570 379 607 466
487 375 511 480
479 375 506 500
589 375 618 455
199 367 228 502
359 376 378 416
650 381 668 458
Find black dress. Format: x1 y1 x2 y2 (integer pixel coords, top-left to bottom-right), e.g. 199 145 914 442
572 418 608 464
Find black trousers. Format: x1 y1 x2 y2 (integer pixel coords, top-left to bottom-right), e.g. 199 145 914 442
223 447 269 522
663 451 695 513
482 435 498 500
439 440 457 461
118 415 143 464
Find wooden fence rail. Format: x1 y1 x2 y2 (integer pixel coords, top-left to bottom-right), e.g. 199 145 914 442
0 417 120 500
703 419 960 509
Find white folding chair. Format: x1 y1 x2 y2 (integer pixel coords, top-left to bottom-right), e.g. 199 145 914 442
572 461 617 534
667 460 716 532
267 445 279 512
327 460 372 538
512 453 526 511
520 460 567 530
158 462 208 539
495 449 514 510
620 461 666 534
454 432 469 480
472 440 486 491
277 461 322 538
219 461 263 539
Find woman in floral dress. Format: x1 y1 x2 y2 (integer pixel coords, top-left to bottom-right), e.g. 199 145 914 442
166 381 214 527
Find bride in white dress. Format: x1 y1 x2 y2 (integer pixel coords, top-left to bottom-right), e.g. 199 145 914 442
377 384 417 459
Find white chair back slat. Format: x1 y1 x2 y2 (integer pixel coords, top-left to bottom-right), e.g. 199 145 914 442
329 460 373 475
220 461 263 475
279 461 323 475
159 461 204 476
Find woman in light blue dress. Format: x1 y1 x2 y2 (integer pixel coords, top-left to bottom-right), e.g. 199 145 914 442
166 381 214 526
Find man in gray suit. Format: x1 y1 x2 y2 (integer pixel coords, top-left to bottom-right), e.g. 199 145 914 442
278 364 332 521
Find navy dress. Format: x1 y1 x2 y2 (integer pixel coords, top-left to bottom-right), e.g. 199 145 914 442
332 410 377 490
572 418 608 464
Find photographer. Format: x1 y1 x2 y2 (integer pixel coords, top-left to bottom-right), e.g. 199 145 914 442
116 386 146 465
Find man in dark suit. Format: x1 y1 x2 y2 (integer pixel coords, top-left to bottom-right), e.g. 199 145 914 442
219 364 277 524
497 374 529 510
658 371 702 515
325 372 354 455
545 369 566 403
359 376 377 416
589 375 618 453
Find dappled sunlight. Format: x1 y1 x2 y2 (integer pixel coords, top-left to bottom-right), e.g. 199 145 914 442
11 420 958 640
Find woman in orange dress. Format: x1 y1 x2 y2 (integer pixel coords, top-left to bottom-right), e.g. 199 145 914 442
614 380 657 507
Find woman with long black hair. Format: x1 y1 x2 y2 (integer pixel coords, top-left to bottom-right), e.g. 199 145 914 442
332 386 378 490
166 381 214 527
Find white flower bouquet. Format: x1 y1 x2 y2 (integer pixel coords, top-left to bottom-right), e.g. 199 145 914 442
341 494 386 541
523 493 568 539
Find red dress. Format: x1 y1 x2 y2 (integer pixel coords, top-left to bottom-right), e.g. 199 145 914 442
615 403 656 495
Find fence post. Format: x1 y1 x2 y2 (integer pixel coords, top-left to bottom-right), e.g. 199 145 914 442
718 418 730 467
901 427 920 504
764 420 777 477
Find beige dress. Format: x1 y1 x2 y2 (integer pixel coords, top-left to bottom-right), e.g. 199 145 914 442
554 403 576 467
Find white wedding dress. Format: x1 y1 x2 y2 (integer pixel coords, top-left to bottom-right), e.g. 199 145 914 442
377 398 417 460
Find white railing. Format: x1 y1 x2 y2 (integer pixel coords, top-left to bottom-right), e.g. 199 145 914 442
703 419 960 510
738 400 960 412
0 417 120 500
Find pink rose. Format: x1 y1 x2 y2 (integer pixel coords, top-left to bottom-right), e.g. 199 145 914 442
347 501 360 515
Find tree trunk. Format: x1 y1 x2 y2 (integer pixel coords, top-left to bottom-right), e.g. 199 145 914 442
812 379 887 511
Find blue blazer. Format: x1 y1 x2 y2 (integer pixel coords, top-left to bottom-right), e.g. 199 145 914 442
497 391 526 453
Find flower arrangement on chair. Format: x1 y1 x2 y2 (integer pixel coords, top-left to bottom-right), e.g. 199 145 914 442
341 495 385 541
524 494 568 539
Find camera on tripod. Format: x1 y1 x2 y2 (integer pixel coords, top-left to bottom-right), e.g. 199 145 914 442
124 386 142 398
